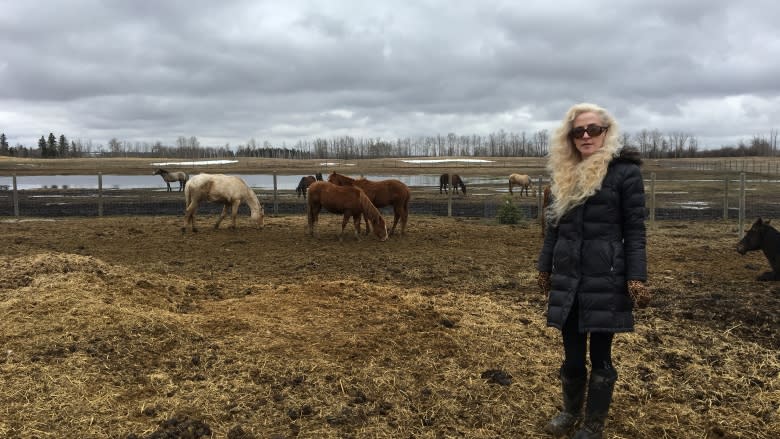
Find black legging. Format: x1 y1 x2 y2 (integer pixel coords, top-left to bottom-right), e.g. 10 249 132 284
561 297 614 372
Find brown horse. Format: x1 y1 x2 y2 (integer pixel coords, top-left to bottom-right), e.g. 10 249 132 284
508 173 532 196
182 174 264 233
328 172 410 236
296 175 317 199
306 181 388 241
439 173 466 195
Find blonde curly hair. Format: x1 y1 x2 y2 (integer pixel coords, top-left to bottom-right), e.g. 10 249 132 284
546 103 621 224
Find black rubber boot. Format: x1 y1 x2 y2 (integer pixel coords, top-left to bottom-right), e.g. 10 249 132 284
572 367 618 439
544 365 587 437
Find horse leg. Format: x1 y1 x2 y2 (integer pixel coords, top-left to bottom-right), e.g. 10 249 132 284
509 182 513 194
215 204 229 229
183 202 199 233
166 182 172 192
350 213 361 241
400 207 408 235
363 213 372 235
307 205 320 237
339 214 349 242
229 200 240 229
387 209 399 236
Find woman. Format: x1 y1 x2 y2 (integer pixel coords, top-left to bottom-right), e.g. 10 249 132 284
537 103 651 438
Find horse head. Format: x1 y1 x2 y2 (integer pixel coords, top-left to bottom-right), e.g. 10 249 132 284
252 203 265 229
372 215 389 242
737 218 771 254
456 176 467 194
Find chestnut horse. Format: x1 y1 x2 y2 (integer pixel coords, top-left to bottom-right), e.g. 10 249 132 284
439 173 466 195
306 181 388 241
154 168 189 192
296 175 317 199
508 173 531 196
182 174 264 233
327 172 410 236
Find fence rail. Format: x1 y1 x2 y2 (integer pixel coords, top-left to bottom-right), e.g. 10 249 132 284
1 172 778 236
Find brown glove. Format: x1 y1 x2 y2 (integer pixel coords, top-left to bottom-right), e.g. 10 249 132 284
537 271 551 297
628 280 651 308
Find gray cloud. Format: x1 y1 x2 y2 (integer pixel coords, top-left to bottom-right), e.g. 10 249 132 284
1 0 778 149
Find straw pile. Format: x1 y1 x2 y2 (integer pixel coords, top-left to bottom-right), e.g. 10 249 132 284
0 216 777 438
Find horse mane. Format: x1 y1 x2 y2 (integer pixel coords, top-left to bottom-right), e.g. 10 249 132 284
241 183 263 217
359 190 381 223
331 172 355 184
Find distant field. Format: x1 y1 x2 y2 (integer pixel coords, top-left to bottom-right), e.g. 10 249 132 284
2 155 780 180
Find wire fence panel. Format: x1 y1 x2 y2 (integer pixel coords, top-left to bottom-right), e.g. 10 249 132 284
2 174 779 233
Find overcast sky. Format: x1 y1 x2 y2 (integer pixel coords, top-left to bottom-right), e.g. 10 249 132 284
2 0 779 150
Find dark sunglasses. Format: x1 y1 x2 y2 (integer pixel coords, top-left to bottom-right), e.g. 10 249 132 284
569 124 609 139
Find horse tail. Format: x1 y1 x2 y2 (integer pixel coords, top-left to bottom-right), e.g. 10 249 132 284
184 181 192 208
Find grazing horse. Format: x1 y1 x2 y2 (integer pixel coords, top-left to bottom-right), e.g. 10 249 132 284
328 172 410 236
508 173 532 196
306 181 388 241
439 173 467 195
182 174 264 233
736 217 780 281
540 185 552 237
154 168 189 192
296 175 317 199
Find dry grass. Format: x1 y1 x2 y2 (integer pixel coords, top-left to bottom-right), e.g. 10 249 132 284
0 215 777 438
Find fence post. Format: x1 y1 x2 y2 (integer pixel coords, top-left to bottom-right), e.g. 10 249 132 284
98 172 103 217
649 172 656 225
722 175 728 221
12 174 19 217
738 172 745 236
273 172 278 215
537 176 543 220
447 172 453 217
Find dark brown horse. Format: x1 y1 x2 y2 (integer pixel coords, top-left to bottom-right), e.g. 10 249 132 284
439 173 466 195
296 175 317 199
736 217 780 281
306 181 388 241
328 172 410 236
154 168 189 192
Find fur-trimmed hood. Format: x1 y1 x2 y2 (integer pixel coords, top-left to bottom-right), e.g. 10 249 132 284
613 147 642 166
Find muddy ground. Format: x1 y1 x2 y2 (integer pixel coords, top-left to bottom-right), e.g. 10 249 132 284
0 213 778 438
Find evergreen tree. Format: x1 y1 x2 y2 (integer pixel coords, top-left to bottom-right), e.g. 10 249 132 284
0 133 9 156
58 134 68 158
47 133 57 158
38 136 47 157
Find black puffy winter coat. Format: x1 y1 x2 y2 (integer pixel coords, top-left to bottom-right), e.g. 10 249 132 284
537 148 647 333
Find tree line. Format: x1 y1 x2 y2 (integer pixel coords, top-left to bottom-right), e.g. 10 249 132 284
0 129 778 159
